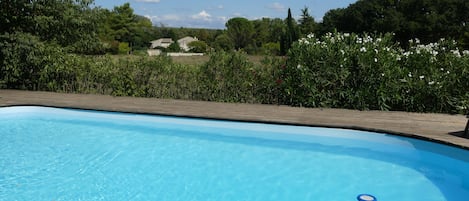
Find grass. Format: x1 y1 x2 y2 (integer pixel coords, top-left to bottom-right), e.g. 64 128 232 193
108 54 269 66
170 55 210 66
171 55 268 66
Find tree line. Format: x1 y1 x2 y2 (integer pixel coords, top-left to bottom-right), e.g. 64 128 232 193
320 0 469 48
1 0 468 56
224 0 469 54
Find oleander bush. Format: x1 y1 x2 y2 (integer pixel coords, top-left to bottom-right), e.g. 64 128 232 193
281 32 469 114
1 32 468 114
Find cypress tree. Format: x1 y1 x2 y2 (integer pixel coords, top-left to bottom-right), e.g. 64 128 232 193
280 8 299 55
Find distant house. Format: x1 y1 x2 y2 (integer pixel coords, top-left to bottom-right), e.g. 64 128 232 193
177 36 198 52
147 49 162 56
149 38 173 49
148 36 203 56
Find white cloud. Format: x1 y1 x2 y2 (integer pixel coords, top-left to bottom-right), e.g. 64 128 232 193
145 14 182 22
145 12 227 29
135 0 161 3
162 14 182 21
218 16 227 21
232 12 243 17
267 2 286 12
217 5 224 9
191 10 212 21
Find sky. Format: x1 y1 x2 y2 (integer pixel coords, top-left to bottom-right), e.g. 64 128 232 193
93 0 358 29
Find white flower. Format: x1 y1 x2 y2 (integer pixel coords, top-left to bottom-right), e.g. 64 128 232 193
299 38 306 44
340 50 345 55
374 58 378 63
344 33 350 37
419 75 425 79
428 81 435 85
381 73 385 77
451 50 461 57
360 47 367 52
408 72 412 77
356 38 363 44
374 49 379 54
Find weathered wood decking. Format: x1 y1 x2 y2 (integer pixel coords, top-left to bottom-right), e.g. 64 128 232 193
1 89 468 149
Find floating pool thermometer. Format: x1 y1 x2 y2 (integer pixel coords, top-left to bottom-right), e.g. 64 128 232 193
357 194 377 201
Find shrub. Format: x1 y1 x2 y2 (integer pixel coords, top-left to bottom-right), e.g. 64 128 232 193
118 42 130 55
283 32 469 114
0 32 68 90
198 51 257 102
188 41 209 53
2 32 467 114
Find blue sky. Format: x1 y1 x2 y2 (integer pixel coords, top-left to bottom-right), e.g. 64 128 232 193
93 0 357 29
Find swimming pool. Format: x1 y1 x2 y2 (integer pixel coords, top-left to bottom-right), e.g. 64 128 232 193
1 106 468 200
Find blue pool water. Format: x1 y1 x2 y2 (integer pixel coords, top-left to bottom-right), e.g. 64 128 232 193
1 106 468 201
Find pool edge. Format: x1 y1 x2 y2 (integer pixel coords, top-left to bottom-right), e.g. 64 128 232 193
1 89 467 149
2 103 468 151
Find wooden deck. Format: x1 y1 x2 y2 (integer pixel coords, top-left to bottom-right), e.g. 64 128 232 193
1 89 468 149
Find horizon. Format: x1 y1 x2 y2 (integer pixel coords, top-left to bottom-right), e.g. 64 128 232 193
93 0 358 29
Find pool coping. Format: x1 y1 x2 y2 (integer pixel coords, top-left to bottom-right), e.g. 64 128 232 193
1 89 468 150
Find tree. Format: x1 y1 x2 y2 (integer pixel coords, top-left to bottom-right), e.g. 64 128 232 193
0 0 104 54
268 18 287 43
98 3 157 53
298 7 316 37
0 0 103 54
280 8 299 55
225 17 255 50
262 42 281 55
213 33 234 51
109 3 135 42
319 0 469 48
318 8 346 34
252 18 271 48
188 41 208 53
167 42 181 52
0 0 33 33
131 15 155 50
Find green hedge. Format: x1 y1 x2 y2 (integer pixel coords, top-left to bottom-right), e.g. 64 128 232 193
281 32 469 114
1 32 468 114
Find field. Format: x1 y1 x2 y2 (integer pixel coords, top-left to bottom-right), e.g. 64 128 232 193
108 54 268 66
171 55 267 66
